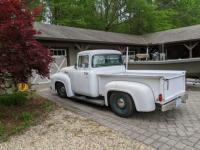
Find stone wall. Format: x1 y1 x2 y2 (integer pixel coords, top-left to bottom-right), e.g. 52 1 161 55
0 74 17 95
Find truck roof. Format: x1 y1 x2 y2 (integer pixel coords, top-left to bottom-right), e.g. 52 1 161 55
78 49 122 55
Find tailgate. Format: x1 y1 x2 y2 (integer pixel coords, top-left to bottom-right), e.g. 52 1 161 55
163 74 186 103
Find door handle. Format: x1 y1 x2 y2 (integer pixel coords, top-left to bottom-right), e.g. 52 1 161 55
84 72 88 75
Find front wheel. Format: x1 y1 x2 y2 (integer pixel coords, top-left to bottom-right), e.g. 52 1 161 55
56 82 67 98
109 92 135 117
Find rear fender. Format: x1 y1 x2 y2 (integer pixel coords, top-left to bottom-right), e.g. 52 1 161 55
52 72 74 97
105 81 155 112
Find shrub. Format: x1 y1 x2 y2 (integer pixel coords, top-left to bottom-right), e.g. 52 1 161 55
0 92 29 106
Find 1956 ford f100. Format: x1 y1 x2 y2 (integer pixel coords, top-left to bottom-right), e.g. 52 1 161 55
50 50 188 117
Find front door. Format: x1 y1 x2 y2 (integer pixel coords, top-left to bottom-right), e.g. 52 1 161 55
71 55 90 95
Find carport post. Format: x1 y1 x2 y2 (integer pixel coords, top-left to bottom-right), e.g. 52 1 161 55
146 46 149 61
161 43 165 53
125 47 129 71
184 42 199 58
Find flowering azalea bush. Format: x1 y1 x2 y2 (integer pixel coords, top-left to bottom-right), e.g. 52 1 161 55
0 0 52 92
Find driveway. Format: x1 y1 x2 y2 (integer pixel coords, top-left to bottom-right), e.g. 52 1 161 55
38 86 200 150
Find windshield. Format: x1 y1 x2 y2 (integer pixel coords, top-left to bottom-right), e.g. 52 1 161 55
92 54 123 68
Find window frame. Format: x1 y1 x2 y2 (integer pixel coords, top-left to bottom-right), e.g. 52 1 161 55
77 55 90 69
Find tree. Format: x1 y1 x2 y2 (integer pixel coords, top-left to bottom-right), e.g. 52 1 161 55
0 0 53 88
37 0 200 34
45 0 127 31
174 0 200 27
95 0 127 31
44 0 174 34
47 0 99 28
153 0 200 30
123 0 157 34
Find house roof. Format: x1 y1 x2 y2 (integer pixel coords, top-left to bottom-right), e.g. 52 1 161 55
34 23 146 45
143 24 200 45
34 22 200 46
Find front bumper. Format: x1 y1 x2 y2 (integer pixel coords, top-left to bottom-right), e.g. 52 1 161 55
160 93 188 112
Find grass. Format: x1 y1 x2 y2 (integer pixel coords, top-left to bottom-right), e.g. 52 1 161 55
0 92 55 142
41 101 54 112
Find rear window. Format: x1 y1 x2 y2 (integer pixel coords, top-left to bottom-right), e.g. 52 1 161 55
92 54 123 68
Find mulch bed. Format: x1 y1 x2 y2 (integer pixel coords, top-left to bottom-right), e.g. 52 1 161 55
0 93 55 142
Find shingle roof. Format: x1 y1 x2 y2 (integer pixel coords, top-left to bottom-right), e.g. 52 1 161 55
143 24 200 45
34 22 200 45
34 22 147 45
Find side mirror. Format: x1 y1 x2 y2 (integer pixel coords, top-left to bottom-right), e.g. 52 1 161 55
74 63 77 69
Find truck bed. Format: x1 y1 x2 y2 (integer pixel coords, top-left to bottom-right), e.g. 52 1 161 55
98 70 186 104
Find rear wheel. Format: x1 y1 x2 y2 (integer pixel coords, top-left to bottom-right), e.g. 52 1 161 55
56 82 67 98
109 92 135 117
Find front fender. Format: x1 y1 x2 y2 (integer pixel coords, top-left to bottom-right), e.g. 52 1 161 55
51 72 74 97
105 81 155 112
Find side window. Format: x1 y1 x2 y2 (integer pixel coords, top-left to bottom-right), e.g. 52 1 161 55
50 49 66 56
78 55 89 68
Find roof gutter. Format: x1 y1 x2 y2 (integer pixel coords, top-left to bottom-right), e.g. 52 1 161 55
34 36 148 46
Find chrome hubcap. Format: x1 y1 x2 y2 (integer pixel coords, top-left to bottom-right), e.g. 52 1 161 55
60 87 65 93
117 98 126 108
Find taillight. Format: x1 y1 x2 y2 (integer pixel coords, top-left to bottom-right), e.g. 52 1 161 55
158 94 163 102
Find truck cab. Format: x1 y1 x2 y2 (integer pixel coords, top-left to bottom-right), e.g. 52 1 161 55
69 50 124 97
50 49 188 117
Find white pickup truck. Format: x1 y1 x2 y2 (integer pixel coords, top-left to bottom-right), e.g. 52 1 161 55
50 50 188 117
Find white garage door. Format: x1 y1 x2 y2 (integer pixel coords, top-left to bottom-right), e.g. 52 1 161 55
31 49 68 85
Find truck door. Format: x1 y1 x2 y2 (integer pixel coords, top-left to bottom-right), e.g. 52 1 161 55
72 55 90 95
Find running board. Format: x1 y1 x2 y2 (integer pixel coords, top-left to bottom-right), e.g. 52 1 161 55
71 96 105 106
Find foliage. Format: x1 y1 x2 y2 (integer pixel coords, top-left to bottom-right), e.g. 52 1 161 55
95 0 127 31
0 0 53 87
37 0 200 34
47 0 98 28
0 92 28 106
173 0 200 27
125 0 158 34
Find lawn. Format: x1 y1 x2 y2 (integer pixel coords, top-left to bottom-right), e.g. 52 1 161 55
0 92 55 142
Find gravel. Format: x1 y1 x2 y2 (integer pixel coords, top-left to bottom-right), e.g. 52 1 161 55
0 108 154 150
